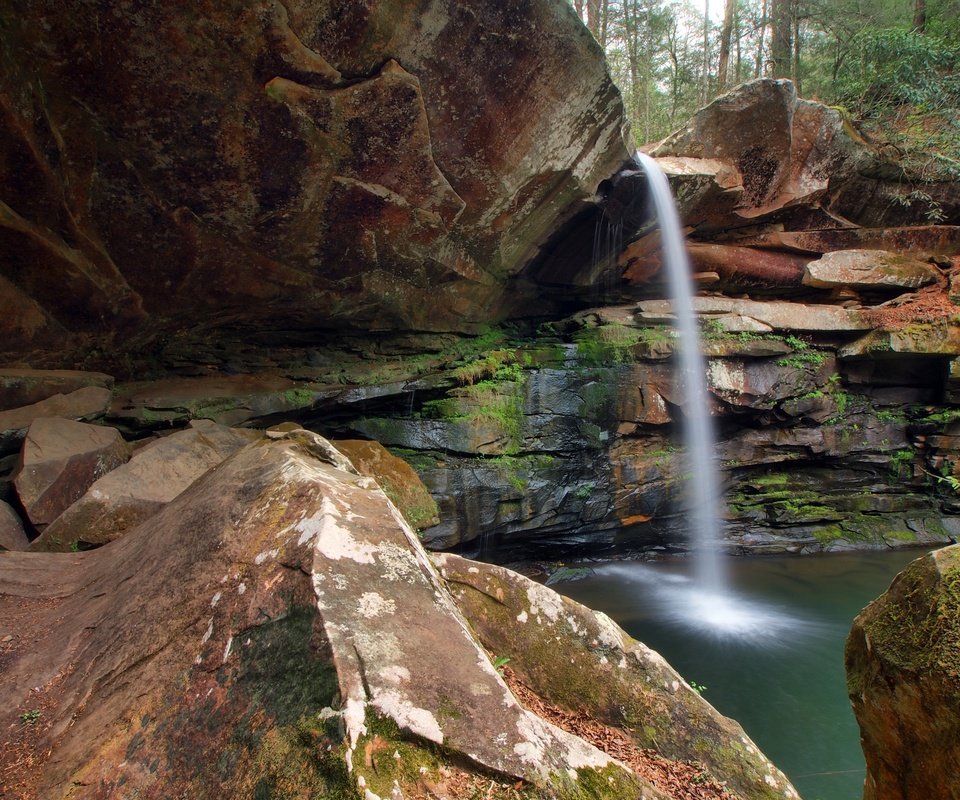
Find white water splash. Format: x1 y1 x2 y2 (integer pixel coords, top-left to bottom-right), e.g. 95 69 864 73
597 563 826 646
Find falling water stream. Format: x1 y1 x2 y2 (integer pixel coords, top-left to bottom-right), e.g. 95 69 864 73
634 154 730 606
634 153 819 638
584 156 920 800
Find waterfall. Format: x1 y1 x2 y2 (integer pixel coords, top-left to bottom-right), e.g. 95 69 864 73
634 152 727 599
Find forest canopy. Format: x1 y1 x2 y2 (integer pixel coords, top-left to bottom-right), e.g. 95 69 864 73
568 0 960 174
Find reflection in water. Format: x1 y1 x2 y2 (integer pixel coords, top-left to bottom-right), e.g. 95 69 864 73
556 550 929 800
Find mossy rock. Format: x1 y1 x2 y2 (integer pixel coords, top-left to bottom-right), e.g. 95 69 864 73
333 439 440 530
846 544 960 800
432 553 798 800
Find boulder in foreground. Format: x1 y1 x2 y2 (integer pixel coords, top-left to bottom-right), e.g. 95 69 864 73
846 544 960 800
1 431 794 799
14 418 130 529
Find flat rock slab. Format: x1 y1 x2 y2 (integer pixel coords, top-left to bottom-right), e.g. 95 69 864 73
110 375 336 428
734 225 960 257
31 419 259 551
803 249 940 291
0 387 113 455
0 499 29 550
840 323 960 358
702 337 792 358
637 297 871 332
0 369 113 411
14 418 131 528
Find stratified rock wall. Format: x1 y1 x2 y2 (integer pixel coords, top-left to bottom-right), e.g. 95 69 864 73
0 0 630 360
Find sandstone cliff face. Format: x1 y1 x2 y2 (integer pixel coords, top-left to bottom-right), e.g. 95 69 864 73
846 544 960 800
0 0 630 361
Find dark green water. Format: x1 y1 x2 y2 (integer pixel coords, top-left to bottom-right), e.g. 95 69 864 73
553 549 930 800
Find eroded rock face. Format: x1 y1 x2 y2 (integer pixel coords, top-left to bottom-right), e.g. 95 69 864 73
339 305 959 559
0 0 629 362
846 544 960 800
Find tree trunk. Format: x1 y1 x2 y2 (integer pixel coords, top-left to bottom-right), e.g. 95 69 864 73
755 0 768 78
914 0 927 32
701 0 711 104
792 2 801 89
770 0 792 78
717 0 736 93
586 0 601 39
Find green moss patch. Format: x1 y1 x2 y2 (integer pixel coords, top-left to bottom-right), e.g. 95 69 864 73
851 549 960 687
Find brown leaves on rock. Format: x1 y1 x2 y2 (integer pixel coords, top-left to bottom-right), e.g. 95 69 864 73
501 665 739 800
863 280 960 329
0 595 73 800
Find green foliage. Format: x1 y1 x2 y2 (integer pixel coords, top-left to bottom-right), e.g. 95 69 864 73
834 390 850 416
19 709 41 725
573 324 644 366
451 349 519 386
834 28 960 116
890 448 916 478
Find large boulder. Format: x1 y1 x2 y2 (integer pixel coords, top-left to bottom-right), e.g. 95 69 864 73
651 79 960 232
802 249 941 292
651 80 868 222
0 429 783 799
433 552 799 800
0 387 113 455
0 0 630 363
31 419 258 551
13 418 131 529
331 438 439 531
846 545 960 800
0 499 28 550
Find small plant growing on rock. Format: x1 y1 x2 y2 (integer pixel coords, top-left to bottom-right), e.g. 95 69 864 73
19 709 41 725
